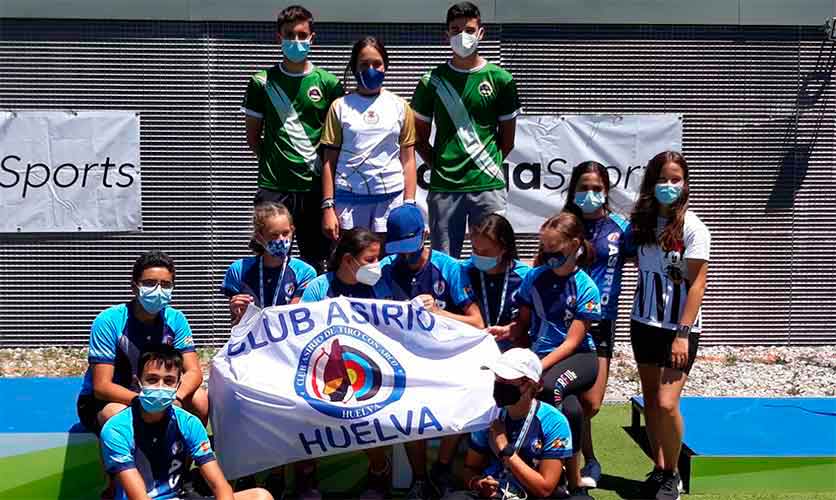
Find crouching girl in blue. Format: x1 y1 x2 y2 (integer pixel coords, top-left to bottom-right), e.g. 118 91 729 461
488 212 601 496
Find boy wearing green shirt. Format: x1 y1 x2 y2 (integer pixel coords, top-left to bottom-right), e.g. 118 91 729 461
242 5 344 273
411 1 520 259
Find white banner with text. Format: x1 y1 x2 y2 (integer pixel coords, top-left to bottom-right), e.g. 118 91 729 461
209 297 501 479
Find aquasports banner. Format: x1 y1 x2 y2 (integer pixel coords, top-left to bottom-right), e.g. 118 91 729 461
0 111 141 232
209 297 501 479
415 114 683 233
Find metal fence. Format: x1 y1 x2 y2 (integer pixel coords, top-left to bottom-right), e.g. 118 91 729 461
1 20 833 347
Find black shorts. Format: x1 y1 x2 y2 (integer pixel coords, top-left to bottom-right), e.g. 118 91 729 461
630 320 700 375
254 187 332 274
538 351 599 407
589 320 616 358
76 394 109 435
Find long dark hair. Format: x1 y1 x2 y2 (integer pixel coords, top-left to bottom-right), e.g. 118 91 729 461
343 36 389 88
630 151 690 251
534 212 595 268
471 213 518 268
563 161 610 219
328 228 381 272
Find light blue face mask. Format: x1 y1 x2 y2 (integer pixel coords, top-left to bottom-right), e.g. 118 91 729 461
266 238 291 258
138 285 172 315
471 254 499 272
138 385 177 413
654 182 683 206
574 190 606 214
281 39 311 63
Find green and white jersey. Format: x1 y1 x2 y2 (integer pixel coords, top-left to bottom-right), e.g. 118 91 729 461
411 61 521 193
242 64 344 192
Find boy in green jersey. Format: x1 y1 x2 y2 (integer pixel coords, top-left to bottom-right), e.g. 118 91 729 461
411 1 520 260
242 5 344 274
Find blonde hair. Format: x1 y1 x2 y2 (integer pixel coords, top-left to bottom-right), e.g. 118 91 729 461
252 202 294 253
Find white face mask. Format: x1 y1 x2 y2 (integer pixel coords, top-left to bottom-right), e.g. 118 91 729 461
356 261 382 286
450 31 480 58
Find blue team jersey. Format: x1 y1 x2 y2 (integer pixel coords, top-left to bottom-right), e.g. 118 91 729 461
515 267 602 357
470 401 572 495
101 401 216 500
381 250 475 312
301 272 394 302
461 258 531 351
221 256 316 307
582 213 632 320
80 304 195 396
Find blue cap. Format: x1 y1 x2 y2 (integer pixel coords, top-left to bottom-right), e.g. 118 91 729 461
385 204 425 254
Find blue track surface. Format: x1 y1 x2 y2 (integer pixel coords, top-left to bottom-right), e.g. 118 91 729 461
633 396 836 457
0 377 85 433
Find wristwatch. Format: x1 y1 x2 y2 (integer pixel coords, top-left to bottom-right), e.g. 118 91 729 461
499 443 515 458
320 198 335 210
676 324 691 339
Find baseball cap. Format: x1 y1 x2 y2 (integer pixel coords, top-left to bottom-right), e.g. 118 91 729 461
481 348 542 383
385 204 425 254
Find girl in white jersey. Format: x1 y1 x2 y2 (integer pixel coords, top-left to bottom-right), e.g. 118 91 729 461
320 36 417 242
630 151 710 500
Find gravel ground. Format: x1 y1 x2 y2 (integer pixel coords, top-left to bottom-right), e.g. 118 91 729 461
1 345 834 399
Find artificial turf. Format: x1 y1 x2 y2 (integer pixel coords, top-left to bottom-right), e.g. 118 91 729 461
582 403 834 500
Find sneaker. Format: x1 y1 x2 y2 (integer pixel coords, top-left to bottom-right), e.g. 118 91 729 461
553 485 570 498
297 488 322 500
405 479 431 500
429 462 454 496
641 467 664 496
655 471 681 500
579 458 602 489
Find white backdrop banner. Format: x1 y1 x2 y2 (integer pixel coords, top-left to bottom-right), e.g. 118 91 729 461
209 297 500 479
415 114 682 233
0 111 141 232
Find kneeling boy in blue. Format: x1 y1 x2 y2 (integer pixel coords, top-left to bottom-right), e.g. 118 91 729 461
100 344 273 500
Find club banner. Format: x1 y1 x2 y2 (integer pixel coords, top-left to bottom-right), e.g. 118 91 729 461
0 111 141 232
209 297 501 479
415 114 682 233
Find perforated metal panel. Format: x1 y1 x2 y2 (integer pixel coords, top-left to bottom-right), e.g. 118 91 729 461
0 20 833 347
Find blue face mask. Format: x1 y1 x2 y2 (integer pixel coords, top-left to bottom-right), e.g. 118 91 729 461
471 254 499 272
138 285 172 315
541 251 568 269
138 385 177 413
281 39 311 63
266 238 291 258
655 182 683 206
574 190 606 214
356 66 385 90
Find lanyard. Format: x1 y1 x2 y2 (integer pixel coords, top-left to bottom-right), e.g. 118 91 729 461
497 401 538 500
480 267 510 327
259 256 288 307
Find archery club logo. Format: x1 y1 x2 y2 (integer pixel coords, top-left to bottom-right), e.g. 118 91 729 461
295 325 406 419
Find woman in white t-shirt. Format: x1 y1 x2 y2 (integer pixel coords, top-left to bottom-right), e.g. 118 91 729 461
320 36 417 242
629 151 710 500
